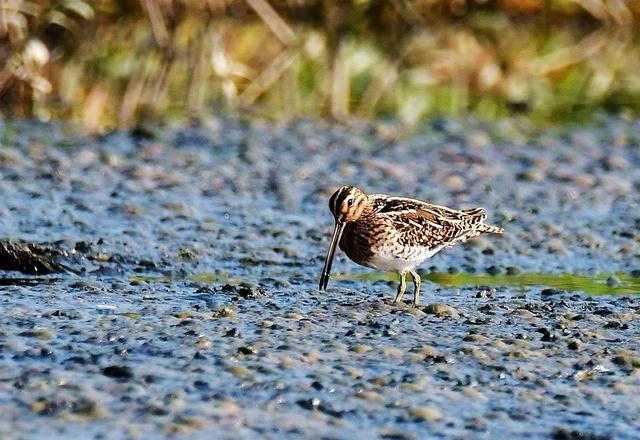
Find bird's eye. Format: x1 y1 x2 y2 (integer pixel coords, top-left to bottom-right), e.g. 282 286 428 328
347 198 353 206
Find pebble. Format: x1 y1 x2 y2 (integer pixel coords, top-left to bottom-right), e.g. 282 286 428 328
408 406 442 422
355 390 384 402
18 328 55 340
350 344 373 353
423 303 460 319
102 365 133 380
567 338 582 350
611 355 640 368
605 276 620 287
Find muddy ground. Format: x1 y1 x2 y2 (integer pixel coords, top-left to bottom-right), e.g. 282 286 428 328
0 116 639 439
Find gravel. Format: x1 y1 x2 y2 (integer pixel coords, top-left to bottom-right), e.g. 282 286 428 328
0 115 639 439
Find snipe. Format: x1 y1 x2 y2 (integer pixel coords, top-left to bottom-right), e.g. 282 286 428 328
319 186 504 305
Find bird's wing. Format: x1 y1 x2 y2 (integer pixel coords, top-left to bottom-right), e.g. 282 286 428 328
371 194 486 225
370 194 488 249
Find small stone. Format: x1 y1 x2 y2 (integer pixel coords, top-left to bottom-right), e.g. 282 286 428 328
492 340 510 350
506 266 521 275
538 328 557 341
350 344 372 353
215 307 235 318
511 309 536 319
18 328 54 340
411 345 440 359
567 339 581 350
346 367 364 378
285 311 303 320
541 288 564 297
227 366 251 377
196 338 212 349
443 174 465 191
605 276 620 287
177 248 197 260
552 427 612 440
381 346 403 357
216 400 241 413
103 365 133 380
296 398 321 411
516 170 543 182
547 239 567 254
461 387 487 400
355 390 384 402
601 154 628 170
424 303 460 319
573 174 595 188
463 416 487 431
405 307 425 317
379 427 416 440
486 265 501 275
408 406 442 422
237 345 257 355
611 355 640 368
463 334 491 344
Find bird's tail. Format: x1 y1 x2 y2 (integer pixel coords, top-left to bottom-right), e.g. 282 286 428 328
478 223 504 234
461 208 503 234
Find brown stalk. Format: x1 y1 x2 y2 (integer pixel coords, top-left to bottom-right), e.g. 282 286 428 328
330 40 349 120
238 47 297 106
245 0 296 46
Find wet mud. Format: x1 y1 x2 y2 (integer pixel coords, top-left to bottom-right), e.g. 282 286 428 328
0 116 639 439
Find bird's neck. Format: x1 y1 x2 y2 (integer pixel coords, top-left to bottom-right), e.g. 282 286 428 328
357 202 376 220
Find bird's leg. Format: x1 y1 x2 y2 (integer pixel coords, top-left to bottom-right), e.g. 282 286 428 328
393 271 407 304
408 270 421 306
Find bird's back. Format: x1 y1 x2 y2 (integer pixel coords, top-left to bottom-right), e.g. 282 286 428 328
370 195 503 251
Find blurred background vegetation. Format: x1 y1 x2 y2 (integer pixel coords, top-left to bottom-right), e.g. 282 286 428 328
1 0 639 132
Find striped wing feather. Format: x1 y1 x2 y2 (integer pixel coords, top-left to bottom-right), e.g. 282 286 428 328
370 195 488 249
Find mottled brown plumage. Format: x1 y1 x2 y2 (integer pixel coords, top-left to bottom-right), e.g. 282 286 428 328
319 186 504 305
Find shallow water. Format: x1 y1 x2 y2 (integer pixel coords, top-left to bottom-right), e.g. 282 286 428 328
1 117 640 439
337 271 640 296
130 270 640 296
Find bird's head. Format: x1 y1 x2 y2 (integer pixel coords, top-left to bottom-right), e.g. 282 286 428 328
328 186 369 223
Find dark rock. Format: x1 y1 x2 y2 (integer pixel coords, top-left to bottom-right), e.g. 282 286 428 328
237 345 257 355
541 288 565 297
103 365 133 380
0 240 72 274
486 265 501 275
506 266 521 275
552 427 612 440
537 328 557 342
567 339 581 350
611 355 640 368
605 276 620 287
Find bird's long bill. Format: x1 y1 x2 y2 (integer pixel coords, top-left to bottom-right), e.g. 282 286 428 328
319 221 346 291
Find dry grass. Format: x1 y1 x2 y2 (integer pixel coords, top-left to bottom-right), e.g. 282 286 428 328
1 0 639 132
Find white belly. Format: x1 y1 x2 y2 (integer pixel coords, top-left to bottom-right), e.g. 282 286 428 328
364 245 441 273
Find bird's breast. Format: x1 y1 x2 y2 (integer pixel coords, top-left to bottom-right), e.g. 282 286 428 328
339 222 374 267
339 220 436 272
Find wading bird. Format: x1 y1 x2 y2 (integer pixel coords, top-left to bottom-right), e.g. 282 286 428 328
319 186 503 305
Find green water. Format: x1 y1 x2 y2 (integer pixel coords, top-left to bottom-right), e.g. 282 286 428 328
333 271 640 295
131 271 640 295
